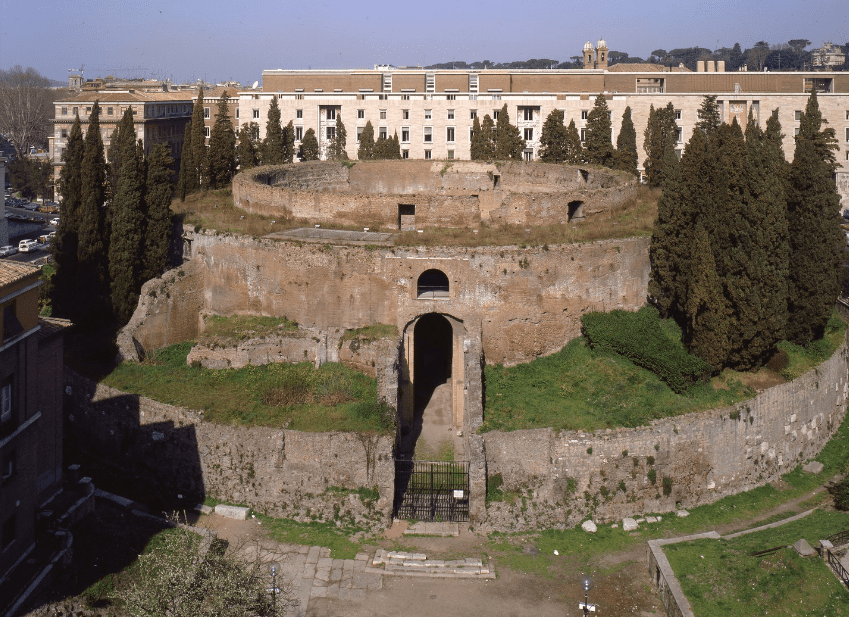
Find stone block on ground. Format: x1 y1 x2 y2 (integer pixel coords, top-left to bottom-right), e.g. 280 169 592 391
793 538 817 557
214 504 249 520
581 520 597 533
622 517 638 531
676 510 690 518
802 461 824 474
645 516 658 523
194 504 213 515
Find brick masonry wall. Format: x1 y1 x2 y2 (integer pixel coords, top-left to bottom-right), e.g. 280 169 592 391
481 336 849 531
63 370 395 527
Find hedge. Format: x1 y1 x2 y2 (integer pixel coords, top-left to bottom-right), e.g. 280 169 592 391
581 306 711 394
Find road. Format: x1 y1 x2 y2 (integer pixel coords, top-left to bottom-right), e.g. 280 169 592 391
3 206 55 263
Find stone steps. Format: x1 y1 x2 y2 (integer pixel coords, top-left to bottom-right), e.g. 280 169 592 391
368 549 495 579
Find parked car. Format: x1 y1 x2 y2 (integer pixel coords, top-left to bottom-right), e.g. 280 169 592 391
18 239 37 253
0 245 17 257
49 218 59 226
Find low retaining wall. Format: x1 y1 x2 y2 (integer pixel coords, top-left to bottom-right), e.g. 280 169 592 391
63 370 395 527
481 335 849 530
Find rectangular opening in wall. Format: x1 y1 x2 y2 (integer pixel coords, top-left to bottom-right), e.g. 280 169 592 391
492 173 500 189
399 204 416 231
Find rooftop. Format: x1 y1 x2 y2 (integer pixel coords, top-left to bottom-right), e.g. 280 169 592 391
0 261 41 288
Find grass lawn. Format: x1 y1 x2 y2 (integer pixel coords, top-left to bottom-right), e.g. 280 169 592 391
102 341 392 432
664 510 849 617
482 313 846 433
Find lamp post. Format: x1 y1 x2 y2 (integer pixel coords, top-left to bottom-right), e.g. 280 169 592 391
579 574 596 615
268 561 280 610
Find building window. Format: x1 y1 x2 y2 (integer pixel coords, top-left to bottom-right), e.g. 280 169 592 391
401 128 410 143
845 127 849 143
524 128 533 141
253 109 260 119
470 110 477 119
326 126 335 140
235 108 239 119
523 108 533 121
493 110 499 120
424 150 432 160
327 108 336 120
674 110 682 121
794 127 801 136
447 94 456 101
204 107 210 119
402 109 410 120
357 109 364 119
1 513 15 551
447 109 454 120
492 94 501 100
846 110 849 120
676 128 683 143
523 150 533 161
424 127 433 143
447 150 454 160
424 109 432 120
61 129 67 138
295 94 304 100
795 110 802 122
380 110 387 120
581 110 589 120
379 127 387 140
580 128 587 142
469 127 474 141
446 127 455 142
204 127 210 138
72 107 78 116
61 107 67 115
402 150 409 159
1 377 12 426
86 106 91 113
402 94 410 100
107 107 114 116
356 127 364 143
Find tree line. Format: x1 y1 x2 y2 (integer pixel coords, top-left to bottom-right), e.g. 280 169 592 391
52 102 174 327
649 92 842 372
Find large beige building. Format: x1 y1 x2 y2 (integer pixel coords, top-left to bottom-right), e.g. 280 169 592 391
242 52 849 204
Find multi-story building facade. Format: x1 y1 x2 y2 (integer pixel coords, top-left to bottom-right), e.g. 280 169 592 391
812 42 846 69
241 54 849 204
49 91 194 197
200 88 240 147
0 262 68 583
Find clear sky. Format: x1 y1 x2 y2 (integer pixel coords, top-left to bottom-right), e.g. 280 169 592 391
2 0 847 85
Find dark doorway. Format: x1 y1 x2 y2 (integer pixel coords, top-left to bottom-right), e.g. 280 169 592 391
414 313 452 385
417 269 449 299
399 204 416 230
568 200 584 221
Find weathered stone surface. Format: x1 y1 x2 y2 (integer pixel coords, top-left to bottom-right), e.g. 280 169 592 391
677 510 690 518
581 520 597 533
793 538 817 557
802 461 824 474
622 518 638 531
215 504 249 520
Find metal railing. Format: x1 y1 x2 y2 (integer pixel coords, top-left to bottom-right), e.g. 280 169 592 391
826 548 849 584
828 529 849 547
393 459 469 522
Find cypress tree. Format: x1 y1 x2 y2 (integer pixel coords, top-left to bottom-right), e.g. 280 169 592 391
538 109 568 163
357 121 375 160
52 115 84 318
191 87 206 188
207 91 236 189
786 90 843 344
584 94 614 167
142 143 174 282
177 119 196 201
107 109 137 201
643 103 677 187
696 95 722 139
390 131 401 159
494 104 525 160
564 119 584 164
470 117 484 160
374 133 389 159
77 101 110 325
330 117 347 159
685 221 730 372
614 107 638 176
300 128 319 161
108 133 145 323
284 120 296 163
262 97 285 165
474 115 495 160
237 122 259 171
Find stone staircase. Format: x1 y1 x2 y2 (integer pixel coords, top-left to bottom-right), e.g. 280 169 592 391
368 549 495 579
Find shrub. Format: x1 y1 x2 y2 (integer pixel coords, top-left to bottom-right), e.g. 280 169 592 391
662 476 673 496
581 306 711 393
648 469 657 485
828 477 849 511
487 473 504 503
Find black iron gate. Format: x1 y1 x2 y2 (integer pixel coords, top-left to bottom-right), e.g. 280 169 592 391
393 459 470 522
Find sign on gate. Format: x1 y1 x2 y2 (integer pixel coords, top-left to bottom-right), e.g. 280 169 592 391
393 459 470 522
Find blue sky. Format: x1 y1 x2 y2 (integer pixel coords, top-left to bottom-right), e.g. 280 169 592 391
2 0 847 85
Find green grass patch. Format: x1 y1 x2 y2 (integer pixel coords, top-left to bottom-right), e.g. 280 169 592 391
102 342 393 432
664 510 849 617
339 323 398 346
198 313 298 345
779 313 847 381
256 513 364 559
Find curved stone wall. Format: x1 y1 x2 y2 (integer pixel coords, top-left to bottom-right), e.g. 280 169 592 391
232 160 637 229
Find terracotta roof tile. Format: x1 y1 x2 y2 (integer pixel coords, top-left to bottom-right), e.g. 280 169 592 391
0 261 41 287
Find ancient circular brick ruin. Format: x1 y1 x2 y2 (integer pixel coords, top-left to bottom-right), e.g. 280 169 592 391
232 160 636 230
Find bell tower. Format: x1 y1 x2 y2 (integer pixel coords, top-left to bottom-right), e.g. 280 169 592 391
583 41 595 69
596 38 608 70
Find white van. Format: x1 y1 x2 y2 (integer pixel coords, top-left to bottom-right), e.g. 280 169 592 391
18 239 37 253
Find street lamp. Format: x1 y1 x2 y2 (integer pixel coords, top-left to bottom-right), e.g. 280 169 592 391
268 561 280 609
579 574 596 615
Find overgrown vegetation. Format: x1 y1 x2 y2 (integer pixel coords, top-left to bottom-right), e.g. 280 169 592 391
339 323 398 346
102 342 393 432
197 314 299 346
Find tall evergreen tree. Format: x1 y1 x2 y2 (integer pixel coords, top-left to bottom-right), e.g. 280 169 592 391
262 97 285 165
51 115 84 318
389 131 401 159
564 119 584 164
106 109 137 206
643 103 677 187
177 119 196 201
471 115 495 160
237 122 259 170
283 120 296 163
108 134 146 323
685 221 730 372
374 133 389 159
494 104 525 160
613 107 638 176
786 90 843 344
77 101 110 326
142 143 174 282
538 109 568 163
300 128 319 160
584 94 614 167
207 91 236 189
191 87 206 188
357 121 375 160
329 117 347 159
696 95 722 138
